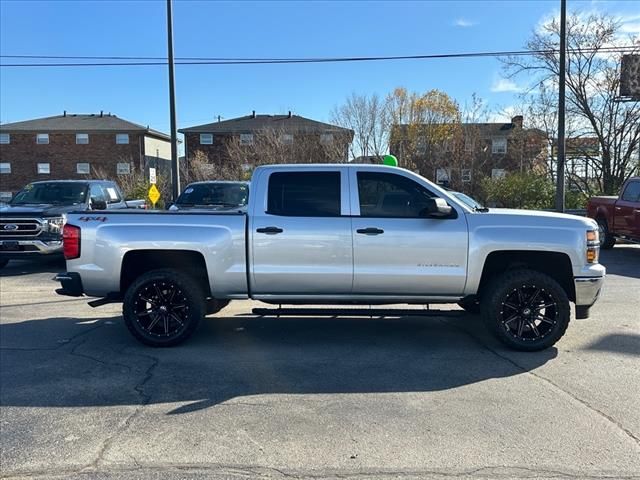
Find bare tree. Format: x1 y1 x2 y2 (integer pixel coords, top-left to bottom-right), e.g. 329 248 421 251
504 12 640 194
330 92 388 159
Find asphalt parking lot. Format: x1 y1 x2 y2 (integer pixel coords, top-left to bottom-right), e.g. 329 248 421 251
1 248 639 480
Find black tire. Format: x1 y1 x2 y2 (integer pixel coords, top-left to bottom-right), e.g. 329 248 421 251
0 259 8 269
457 297 481 314
481 269 570 351
123 269 205 347
597 218 616 249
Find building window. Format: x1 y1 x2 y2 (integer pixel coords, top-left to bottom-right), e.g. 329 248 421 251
116 133 129 145
435 168 451 185
461 169 472 183
281 133 294 145
464 139 474 152
0 162 10 174
240 133 254 145
443 140 453 152
0 133 9 144
76 163 90 174
36 133 49 144
492 137 507 154
416 136 427 154
200 133 213 145
0 192 12 202
117 163 131 175
37 163 50 174
320 133 334 145
492 168 506 179
76 133 89 144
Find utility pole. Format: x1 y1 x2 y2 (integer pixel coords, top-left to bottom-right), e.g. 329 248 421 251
555 0 567 212
166 0 180 201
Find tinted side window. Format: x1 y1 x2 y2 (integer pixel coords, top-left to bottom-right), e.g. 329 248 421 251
357 172 436 218
89 184 106 201
621 181 640 202
267 172 341 217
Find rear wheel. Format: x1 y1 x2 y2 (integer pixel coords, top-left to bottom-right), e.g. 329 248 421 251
123 269 205 347
597 218 616 249
481 270 570 351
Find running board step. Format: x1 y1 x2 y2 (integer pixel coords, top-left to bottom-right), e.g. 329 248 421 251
252 307 463 317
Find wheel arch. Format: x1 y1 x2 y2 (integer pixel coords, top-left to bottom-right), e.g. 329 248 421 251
120 250 211 296
478 250 575 302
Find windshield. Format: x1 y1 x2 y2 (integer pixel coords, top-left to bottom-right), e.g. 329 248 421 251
9 182 88 206
176 183 249 207
452 191 485 210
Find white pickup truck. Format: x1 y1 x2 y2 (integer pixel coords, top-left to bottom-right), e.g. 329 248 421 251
55 164 605 351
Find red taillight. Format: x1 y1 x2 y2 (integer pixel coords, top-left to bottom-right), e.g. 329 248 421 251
63 224 81 260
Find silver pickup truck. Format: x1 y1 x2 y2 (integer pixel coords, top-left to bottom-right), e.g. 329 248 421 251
55 164 605 351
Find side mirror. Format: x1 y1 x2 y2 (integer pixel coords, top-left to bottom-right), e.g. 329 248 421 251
91 198 107 210
421 198 453 218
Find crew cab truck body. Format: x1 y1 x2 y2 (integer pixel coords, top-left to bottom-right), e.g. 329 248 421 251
56 164 605 351
587 177 640 249
0 180 130 268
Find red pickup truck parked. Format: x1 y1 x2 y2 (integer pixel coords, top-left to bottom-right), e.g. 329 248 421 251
587 177 640 249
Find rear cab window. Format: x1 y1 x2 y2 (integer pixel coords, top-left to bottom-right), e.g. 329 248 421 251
621 181 640 203
267 171 341 217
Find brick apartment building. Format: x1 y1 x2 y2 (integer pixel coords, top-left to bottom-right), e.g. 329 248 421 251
390 115 548 193
0 112 172 199
179 112 354 174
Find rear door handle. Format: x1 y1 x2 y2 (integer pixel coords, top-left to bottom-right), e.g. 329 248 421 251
256 226 283 234
356 227 384 235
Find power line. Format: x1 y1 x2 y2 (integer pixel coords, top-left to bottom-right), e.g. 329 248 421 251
0 46 636 68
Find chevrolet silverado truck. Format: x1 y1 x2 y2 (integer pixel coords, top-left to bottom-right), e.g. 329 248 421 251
0 180 130 268
55 164 605 351
587 177 640 249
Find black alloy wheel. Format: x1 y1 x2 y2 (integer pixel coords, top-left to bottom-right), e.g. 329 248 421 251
123 269 204 347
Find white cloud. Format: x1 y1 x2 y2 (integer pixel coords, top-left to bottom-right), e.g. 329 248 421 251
491 78 523 93
453 18 476 27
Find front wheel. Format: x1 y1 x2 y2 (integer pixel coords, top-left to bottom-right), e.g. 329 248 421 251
481 270 570 351
123 269 205 347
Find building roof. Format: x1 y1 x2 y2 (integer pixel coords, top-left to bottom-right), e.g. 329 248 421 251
179 113 353 137
392 121 546 138
0 113 170 141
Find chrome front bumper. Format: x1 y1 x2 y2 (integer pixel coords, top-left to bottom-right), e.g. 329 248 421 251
575 276 605 307
0 239 63 255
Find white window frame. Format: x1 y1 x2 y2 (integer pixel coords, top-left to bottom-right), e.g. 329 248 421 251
281 133 294 145
491 137 507 154
200 133 213 145
464 138 474 152
36 133 49 144
320 133 334 145
0 191 12 202
37 163 51 174
435 167 452 185
240 133 254 145
115 133 129 145
76 133 89 144
0 162 11 174
492 168 506 179
117 162 131 175
461 168 472 183
0 133 9 144
76 162 90 174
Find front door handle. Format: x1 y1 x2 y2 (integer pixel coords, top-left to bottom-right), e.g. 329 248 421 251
356 227 384 235
256 226 283 234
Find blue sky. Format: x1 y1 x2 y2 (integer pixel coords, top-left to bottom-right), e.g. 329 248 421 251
1 0 639 135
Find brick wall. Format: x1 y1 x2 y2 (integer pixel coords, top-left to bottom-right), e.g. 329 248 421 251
0 132 147 194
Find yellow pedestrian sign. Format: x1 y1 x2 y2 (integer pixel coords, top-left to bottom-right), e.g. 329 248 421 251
148 184 161 208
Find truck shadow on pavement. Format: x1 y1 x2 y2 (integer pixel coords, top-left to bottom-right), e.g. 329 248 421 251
0 313 557 413
0 258 66 277
598 245 640 279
